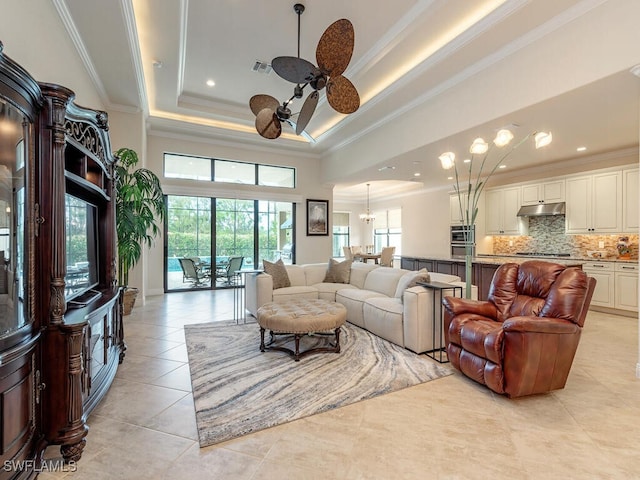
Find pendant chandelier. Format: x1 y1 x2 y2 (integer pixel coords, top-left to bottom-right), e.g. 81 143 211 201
359 183 376 224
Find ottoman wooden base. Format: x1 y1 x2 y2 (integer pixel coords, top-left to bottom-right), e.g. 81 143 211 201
256 299 347 362
260 328 342 362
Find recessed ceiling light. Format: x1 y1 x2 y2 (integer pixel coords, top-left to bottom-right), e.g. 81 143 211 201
463 158 471 163
152 60 163 68
576 146 587 152
447 176 453 180
206 79 216 87
413 172 421 177
377 166 396 171
498 165 506 169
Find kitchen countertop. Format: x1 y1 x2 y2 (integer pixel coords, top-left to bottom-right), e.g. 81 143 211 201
403 254 638 266
476 254 638 265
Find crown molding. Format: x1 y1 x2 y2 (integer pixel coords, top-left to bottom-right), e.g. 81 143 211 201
147 116 322 159
52 0 110 107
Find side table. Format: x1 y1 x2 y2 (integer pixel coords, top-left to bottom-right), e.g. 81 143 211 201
233 270 263 323
417 281 463 363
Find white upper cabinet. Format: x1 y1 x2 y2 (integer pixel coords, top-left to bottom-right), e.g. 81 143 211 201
521 180 565 205
485 186 525 235
622 168 638 232
566 171 622 234
449 193 468 225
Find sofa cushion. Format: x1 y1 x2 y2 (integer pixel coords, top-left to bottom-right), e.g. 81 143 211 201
323 258 352 283
363 297 404 347
313 282 358 301
284 265 307 286
303 263 330 285
263 259 290 289
362 267 407 297
348 262 379 289
272 286 318 303
394 269 432 301
336 288 387 328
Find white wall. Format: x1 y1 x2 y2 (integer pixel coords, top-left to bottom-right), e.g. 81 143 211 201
108 110 147 297
1 0 104 109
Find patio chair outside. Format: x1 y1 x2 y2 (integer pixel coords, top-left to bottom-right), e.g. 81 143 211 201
179 258 209 286
217 256 244 285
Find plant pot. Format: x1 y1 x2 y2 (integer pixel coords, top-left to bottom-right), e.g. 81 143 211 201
123 287 139 316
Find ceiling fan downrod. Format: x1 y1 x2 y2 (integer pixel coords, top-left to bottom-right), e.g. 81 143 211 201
294 3 305 59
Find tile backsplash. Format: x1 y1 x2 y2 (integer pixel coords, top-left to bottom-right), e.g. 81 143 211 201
492 216 638 259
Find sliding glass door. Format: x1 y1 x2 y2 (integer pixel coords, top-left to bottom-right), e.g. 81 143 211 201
165 196 212 291
165 195 294 292
258 201 294 265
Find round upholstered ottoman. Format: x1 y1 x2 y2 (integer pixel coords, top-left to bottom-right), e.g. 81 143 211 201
256 299 347 361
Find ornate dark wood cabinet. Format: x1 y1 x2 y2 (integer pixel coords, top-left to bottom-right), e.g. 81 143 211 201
0 43 124 478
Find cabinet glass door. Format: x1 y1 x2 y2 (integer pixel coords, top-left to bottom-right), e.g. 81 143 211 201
0 99 28 346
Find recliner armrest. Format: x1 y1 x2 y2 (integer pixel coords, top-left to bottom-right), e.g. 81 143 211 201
503 316 580 334
442 296 497 318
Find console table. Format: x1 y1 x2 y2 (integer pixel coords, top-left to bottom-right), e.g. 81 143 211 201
233 270 263 323
417 281 463 363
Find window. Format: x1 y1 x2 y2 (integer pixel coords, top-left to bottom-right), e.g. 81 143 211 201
164 154 212 180
214 160 255 184
373 208 401 255
332 212 350 257
258 165 295 188
163 153 295 188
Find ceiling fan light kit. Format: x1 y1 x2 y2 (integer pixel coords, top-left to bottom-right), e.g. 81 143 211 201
250 3 360 140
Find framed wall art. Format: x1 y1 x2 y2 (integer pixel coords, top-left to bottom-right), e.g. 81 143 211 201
306 199 329 236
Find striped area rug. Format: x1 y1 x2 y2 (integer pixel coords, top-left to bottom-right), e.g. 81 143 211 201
185 321 453 447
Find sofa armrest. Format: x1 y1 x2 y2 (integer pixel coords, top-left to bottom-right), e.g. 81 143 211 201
503 316 580 334
442 296 497 318
245 272 273 317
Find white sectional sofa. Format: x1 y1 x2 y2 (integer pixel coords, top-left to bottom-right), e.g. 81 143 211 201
245 262 470 354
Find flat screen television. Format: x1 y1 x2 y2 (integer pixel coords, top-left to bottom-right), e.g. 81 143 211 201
65 193 99 302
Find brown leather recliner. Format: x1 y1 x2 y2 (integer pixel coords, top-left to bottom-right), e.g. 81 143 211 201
443 260 596 398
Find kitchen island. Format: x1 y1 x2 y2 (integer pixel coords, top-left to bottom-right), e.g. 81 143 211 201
400 254 586 300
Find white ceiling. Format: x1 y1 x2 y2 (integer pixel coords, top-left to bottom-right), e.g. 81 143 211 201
56 0 640 200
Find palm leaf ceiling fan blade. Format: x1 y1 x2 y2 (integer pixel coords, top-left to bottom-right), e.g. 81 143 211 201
316 19 354 77
271 56 318 85
249 94 280 116
255 108 282 139
296 90 319 135
326 75 359 114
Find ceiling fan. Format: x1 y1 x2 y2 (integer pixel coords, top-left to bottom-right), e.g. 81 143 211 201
249 3 360 140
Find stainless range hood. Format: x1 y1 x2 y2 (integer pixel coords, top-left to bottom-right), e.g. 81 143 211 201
516 202 566 217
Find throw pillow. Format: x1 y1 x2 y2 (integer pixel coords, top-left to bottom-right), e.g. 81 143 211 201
262 259 291 289
394 268 432 301
323 258 352 284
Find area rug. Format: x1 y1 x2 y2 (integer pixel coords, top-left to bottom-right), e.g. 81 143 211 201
185 322 453 447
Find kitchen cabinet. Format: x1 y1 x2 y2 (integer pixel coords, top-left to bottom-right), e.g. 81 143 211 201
485 186 526 235
614 263 638 312
565 171 622 233
521 180 565 205
622 168 638 232
450 192 468 225
582 262 615 308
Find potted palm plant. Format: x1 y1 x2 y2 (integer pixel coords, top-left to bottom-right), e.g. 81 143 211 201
114 147 165 314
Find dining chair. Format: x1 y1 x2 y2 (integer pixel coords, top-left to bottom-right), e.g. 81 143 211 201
379 246 396 267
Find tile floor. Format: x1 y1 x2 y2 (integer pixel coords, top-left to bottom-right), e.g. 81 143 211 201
40 289 640 479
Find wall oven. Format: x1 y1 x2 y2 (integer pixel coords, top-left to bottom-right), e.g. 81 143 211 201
450 225 475 259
